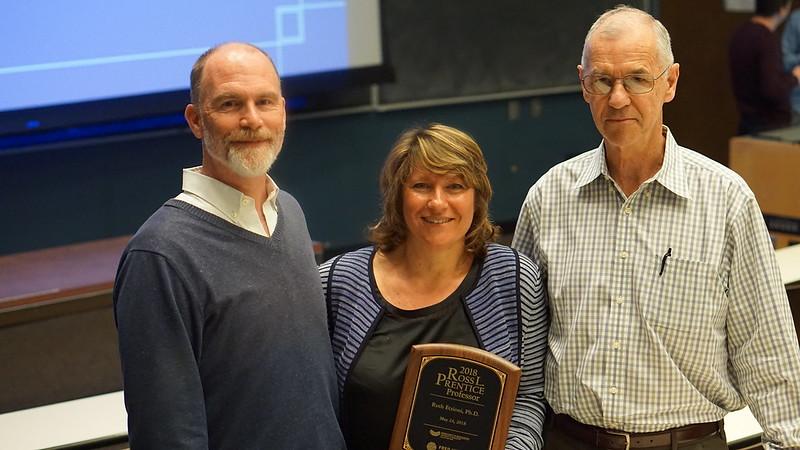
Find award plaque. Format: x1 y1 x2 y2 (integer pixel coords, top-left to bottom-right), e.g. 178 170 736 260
389 343 521 450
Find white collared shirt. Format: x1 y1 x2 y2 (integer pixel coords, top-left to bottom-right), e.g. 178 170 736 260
175 167 279 237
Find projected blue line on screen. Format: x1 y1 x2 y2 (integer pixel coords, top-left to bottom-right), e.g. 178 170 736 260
0 47 217 76
0 0 348 113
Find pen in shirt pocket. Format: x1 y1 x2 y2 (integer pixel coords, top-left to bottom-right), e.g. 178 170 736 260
659 247 672 276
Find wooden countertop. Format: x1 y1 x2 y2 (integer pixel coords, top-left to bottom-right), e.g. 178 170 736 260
0 236 130 312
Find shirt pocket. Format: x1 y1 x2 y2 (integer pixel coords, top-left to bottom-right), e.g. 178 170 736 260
638 255 726 334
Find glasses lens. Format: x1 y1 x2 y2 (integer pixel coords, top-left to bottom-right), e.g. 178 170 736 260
583 73 658 95
622 74 654 94
585 75 612 95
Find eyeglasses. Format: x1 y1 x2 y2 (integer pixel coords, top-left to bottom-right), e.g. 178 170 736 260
580 65 671 95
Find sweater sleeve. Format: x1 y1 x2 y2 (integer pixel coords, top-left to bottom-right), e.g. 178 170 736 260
113 250 209 449
505 253 548 450
758 28 797 104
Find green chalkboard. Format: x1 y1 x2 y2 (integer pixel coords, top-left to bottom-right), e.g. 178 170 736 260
378 0 651 103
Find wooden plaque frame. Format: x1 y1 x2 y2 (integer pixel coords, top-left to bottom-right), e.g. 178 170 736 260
389 343 521 450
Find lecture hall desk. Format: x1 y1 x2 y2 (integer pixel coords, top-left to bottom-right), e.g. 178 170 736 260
0 236 130 415
729 128 800 248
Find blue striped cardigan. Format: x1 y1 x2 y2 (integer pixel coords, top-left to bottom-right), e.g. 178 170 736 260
320 243 548 450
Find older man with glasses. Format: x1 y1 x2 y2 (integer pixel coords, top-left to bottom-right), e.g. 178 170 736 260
513 5 800 450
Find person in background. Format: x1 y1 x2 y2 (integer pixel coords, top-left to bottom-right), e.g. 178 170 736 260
321 123 548 450
113 42 345 449
782 6 800 122
730 0 800 134
514 6 800 450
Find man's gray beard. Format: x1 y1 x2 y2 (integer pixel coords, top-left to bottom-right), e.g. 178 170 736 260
227 141 278 177
203 134 282 178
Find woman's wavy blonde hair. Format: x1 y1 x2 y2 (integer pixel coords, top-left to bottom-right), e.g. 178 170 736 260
369 123 499 257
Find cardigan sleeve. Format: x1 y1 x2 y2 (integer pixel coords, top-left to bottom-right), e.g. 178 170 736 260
505 253 549 450
319 256 336 338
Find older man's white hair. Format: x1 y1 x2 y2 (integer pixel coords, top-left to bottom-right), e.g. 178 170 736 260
581 5 674 69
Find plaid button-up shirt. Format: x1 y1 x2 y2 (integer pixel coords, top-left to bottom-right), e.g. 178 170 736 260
512 128 800 449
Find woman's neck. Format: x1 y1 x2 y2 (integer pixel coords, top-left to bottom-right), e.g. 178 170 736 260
374 240 473 310
394 240 471 279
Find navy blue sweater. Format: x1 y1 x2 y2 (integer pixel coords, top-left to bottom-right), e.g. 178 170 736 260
114 196 345 449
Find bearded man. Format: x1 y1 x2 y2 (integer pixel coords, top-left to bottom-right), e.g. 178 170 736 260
113 42 345 450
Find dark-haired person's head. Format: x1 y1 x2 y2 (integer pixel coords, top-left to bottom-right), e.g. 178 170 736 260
756 0 793 17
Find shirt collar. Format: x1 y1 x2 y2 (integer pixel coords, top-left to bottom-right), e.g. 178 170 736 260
181 167 280 216
653 127 691 199
573 126 691 200
574 142 610 189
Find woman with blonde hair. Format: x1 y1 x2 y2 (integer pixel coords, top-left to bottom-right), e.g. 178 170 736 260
320 123 548 449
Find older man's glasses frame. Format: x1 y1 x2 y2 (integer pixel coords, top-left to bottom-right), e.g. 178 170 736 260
580 65 671 96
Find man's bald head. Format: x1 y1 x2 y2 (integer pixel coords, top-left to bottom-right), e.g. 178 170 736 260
189 42 280 106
